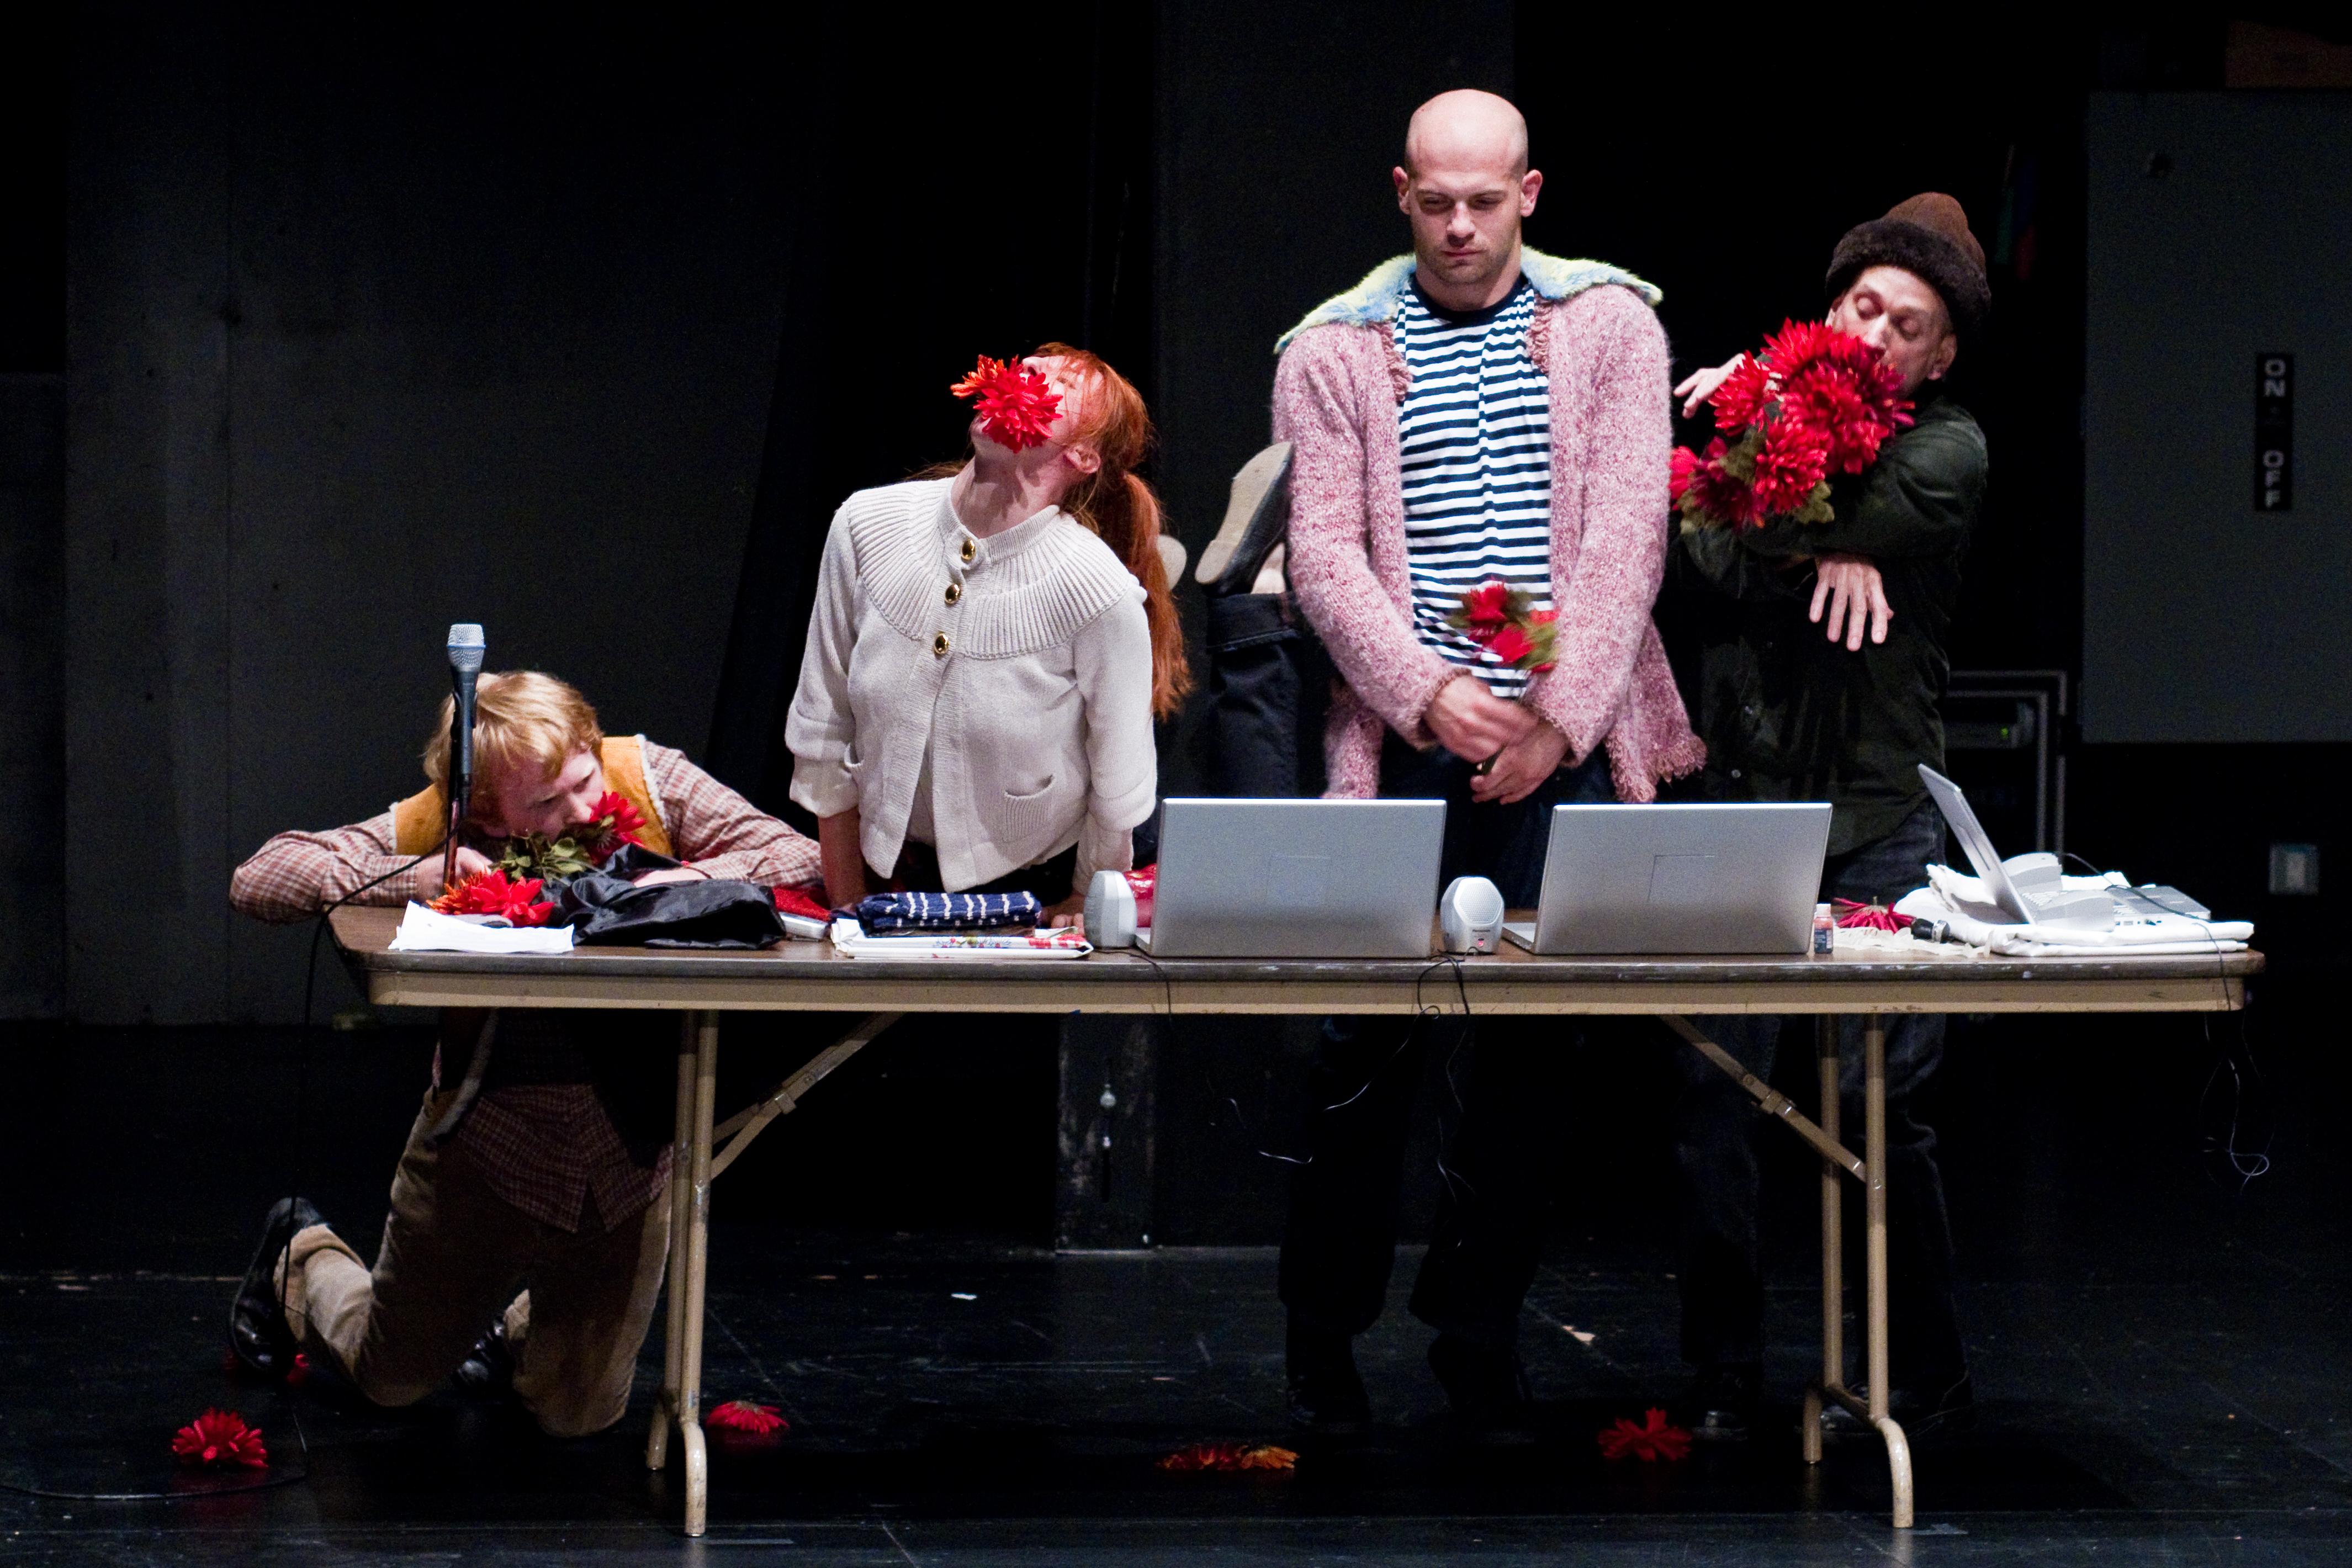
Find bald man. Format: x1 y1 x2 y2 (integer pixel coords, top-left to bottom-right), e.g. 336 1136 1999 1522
1269 91 1699 1435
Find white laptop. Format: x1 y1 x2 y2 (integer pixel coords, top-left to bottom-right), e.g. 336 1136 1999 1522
1503 802 1833 955
1136 798 1446 958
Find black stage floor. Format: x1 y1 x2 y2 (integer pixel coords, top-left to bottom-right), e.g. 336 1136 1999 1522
3 994 2348 1565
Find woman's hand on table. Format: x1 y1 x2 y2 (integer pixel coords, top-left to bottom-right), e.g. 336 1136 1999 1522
1044 891 1088 934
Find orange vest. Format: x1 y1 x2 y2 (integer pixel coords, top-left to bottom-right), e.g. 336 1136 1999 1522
390 734 674 859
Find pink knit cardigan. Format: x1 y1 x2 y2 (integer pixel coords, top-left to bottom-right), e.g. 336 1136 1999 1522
1272 278 1705 801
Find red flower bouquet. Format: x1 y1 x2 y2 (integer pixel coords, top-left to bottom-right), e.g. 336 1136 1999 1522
491 790 647 882
1447 580 1557 673
172 1408 268 1470
1670 320 1913 531
432 868 554 926
950 354 1063 452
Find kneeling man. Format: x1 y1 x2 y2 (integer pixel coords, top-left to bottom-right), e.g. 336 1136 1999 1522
227 671 819 1436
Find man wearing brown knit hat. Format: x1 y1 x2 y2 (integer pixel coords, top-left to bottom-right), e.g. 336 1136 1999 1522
1662 194 1990 1444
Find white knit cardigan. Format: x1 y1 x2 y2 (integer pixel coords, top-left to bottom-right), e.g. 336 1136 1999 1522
786 476 1156 892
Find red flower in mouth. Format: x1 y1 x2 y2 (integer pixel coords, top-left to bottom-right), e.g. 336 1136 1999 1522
1597 1407 1691 1463
172 1408 268 1469
432 868 553 926
950 354 1063 452
707 1400 788 1436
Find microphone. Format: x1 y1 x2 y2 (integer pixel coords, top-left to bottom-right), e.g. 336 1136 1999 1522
444 624 486 892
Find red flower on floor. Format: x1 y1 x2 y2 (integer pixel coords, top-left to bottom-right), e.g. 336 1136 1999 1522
1597 1407 1692 1463
707 1400 788 1436
950 354 1063 452
1156 1440 1298 1472
172 1408 268 1470
431 868 553 926
284 1352 313 1389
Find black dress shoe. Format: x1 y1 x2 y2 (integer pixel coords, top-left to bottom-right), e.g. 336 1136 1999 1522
228 1197 324 1378
1427 1333 1535 1440
453 1314 516 1399
1285 1323 1370 1434
1821 1371 1976 1441
1675 1362 1762 1444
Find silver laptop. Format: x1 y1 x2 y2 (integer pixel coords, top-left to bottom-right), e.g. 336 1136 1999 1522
1503 803 1833 955
1136 798 1446 958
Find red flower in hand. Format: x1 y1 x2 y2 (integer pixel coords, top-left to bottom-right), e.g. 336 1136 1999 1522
432 869 553 926
1459 580 1512 632
951 354 1063 452
707 1400 788 1436
1488 623 1535 666
1597 1407 1692 1463
173 1408 268 1469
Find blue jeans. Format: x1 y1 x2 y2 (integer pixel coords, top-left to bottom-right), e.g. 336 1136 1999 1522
1278 735 1614 1350
1667 801 1966 1389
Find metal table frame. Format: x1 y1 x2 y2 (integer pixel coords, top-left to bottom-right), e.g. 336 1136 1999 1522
331 908 2255 1535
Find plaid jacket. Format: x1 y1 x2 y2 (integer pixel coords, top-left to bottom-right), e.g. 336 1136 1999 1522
232 740 821 1231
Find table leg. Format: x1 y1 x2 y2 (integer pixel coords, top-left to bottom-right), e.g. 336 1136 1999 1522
646 1013 697 1474
678 1009 719 1537
1804 1016 1841 1465
1863 1013 1915 1529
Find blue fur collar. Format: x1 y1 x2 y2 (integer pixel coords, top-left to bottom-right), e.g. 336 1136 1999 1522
1274 248 1660 352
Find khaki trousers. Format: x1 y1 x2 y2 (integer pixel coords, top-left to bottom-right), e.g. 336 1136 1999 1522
279 1090 671 1437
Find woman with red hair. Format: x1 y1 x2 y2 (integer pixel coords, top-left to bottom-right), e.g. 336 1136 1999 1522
787 345 1187 918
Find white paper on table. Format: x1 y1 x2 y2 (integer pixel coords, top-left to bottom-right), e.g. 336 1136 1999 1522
388 902 576 955
1893 886 2249 952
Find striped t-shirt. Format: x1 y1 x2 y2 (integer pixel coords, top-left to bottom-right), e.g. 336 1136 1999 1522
1394 274 1552 697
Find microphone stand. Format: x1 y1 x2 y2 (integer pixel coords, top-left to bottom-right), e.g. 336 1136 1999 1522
444 684 470 896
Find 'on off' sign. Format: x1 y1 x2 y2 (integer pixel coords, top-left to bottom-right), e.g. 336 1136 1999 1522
2255 353 2292 512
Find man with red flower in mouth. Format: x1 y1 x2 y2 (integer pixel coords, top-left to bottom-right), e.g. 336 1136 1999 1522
1268 88 1701 1436
1664 195 1991 1444
226 671 818 1438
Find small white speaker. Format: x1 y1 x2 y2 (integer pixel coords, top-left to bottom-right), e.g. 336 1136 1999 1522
1084 868 1138 948
1438 875 1505 955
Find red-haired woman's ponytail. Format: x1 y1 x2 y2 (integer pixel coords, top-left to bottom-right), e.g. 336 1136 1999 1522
1035 343 1192 721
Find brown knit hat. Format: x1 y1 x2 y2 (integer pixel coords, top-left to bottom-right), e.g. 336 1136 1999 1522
1825 193 1990 342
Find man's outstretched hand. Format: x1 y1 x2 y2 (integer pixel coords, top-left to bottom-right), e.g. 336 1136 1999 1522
1810 552 1891 650
1423 673 1536 764
1674 354 1746 420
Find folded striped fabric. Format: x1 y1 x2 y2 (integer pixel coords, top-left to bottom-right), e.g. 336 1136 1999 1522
851 891 1042 934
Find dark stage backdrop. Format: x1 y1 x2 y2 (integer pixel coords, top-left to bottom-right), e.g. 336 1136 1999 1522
65 10 1151 1024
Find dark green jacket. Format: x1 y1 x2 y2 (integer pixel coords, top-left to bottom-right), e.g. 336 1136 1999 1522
1669 395 1986 855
